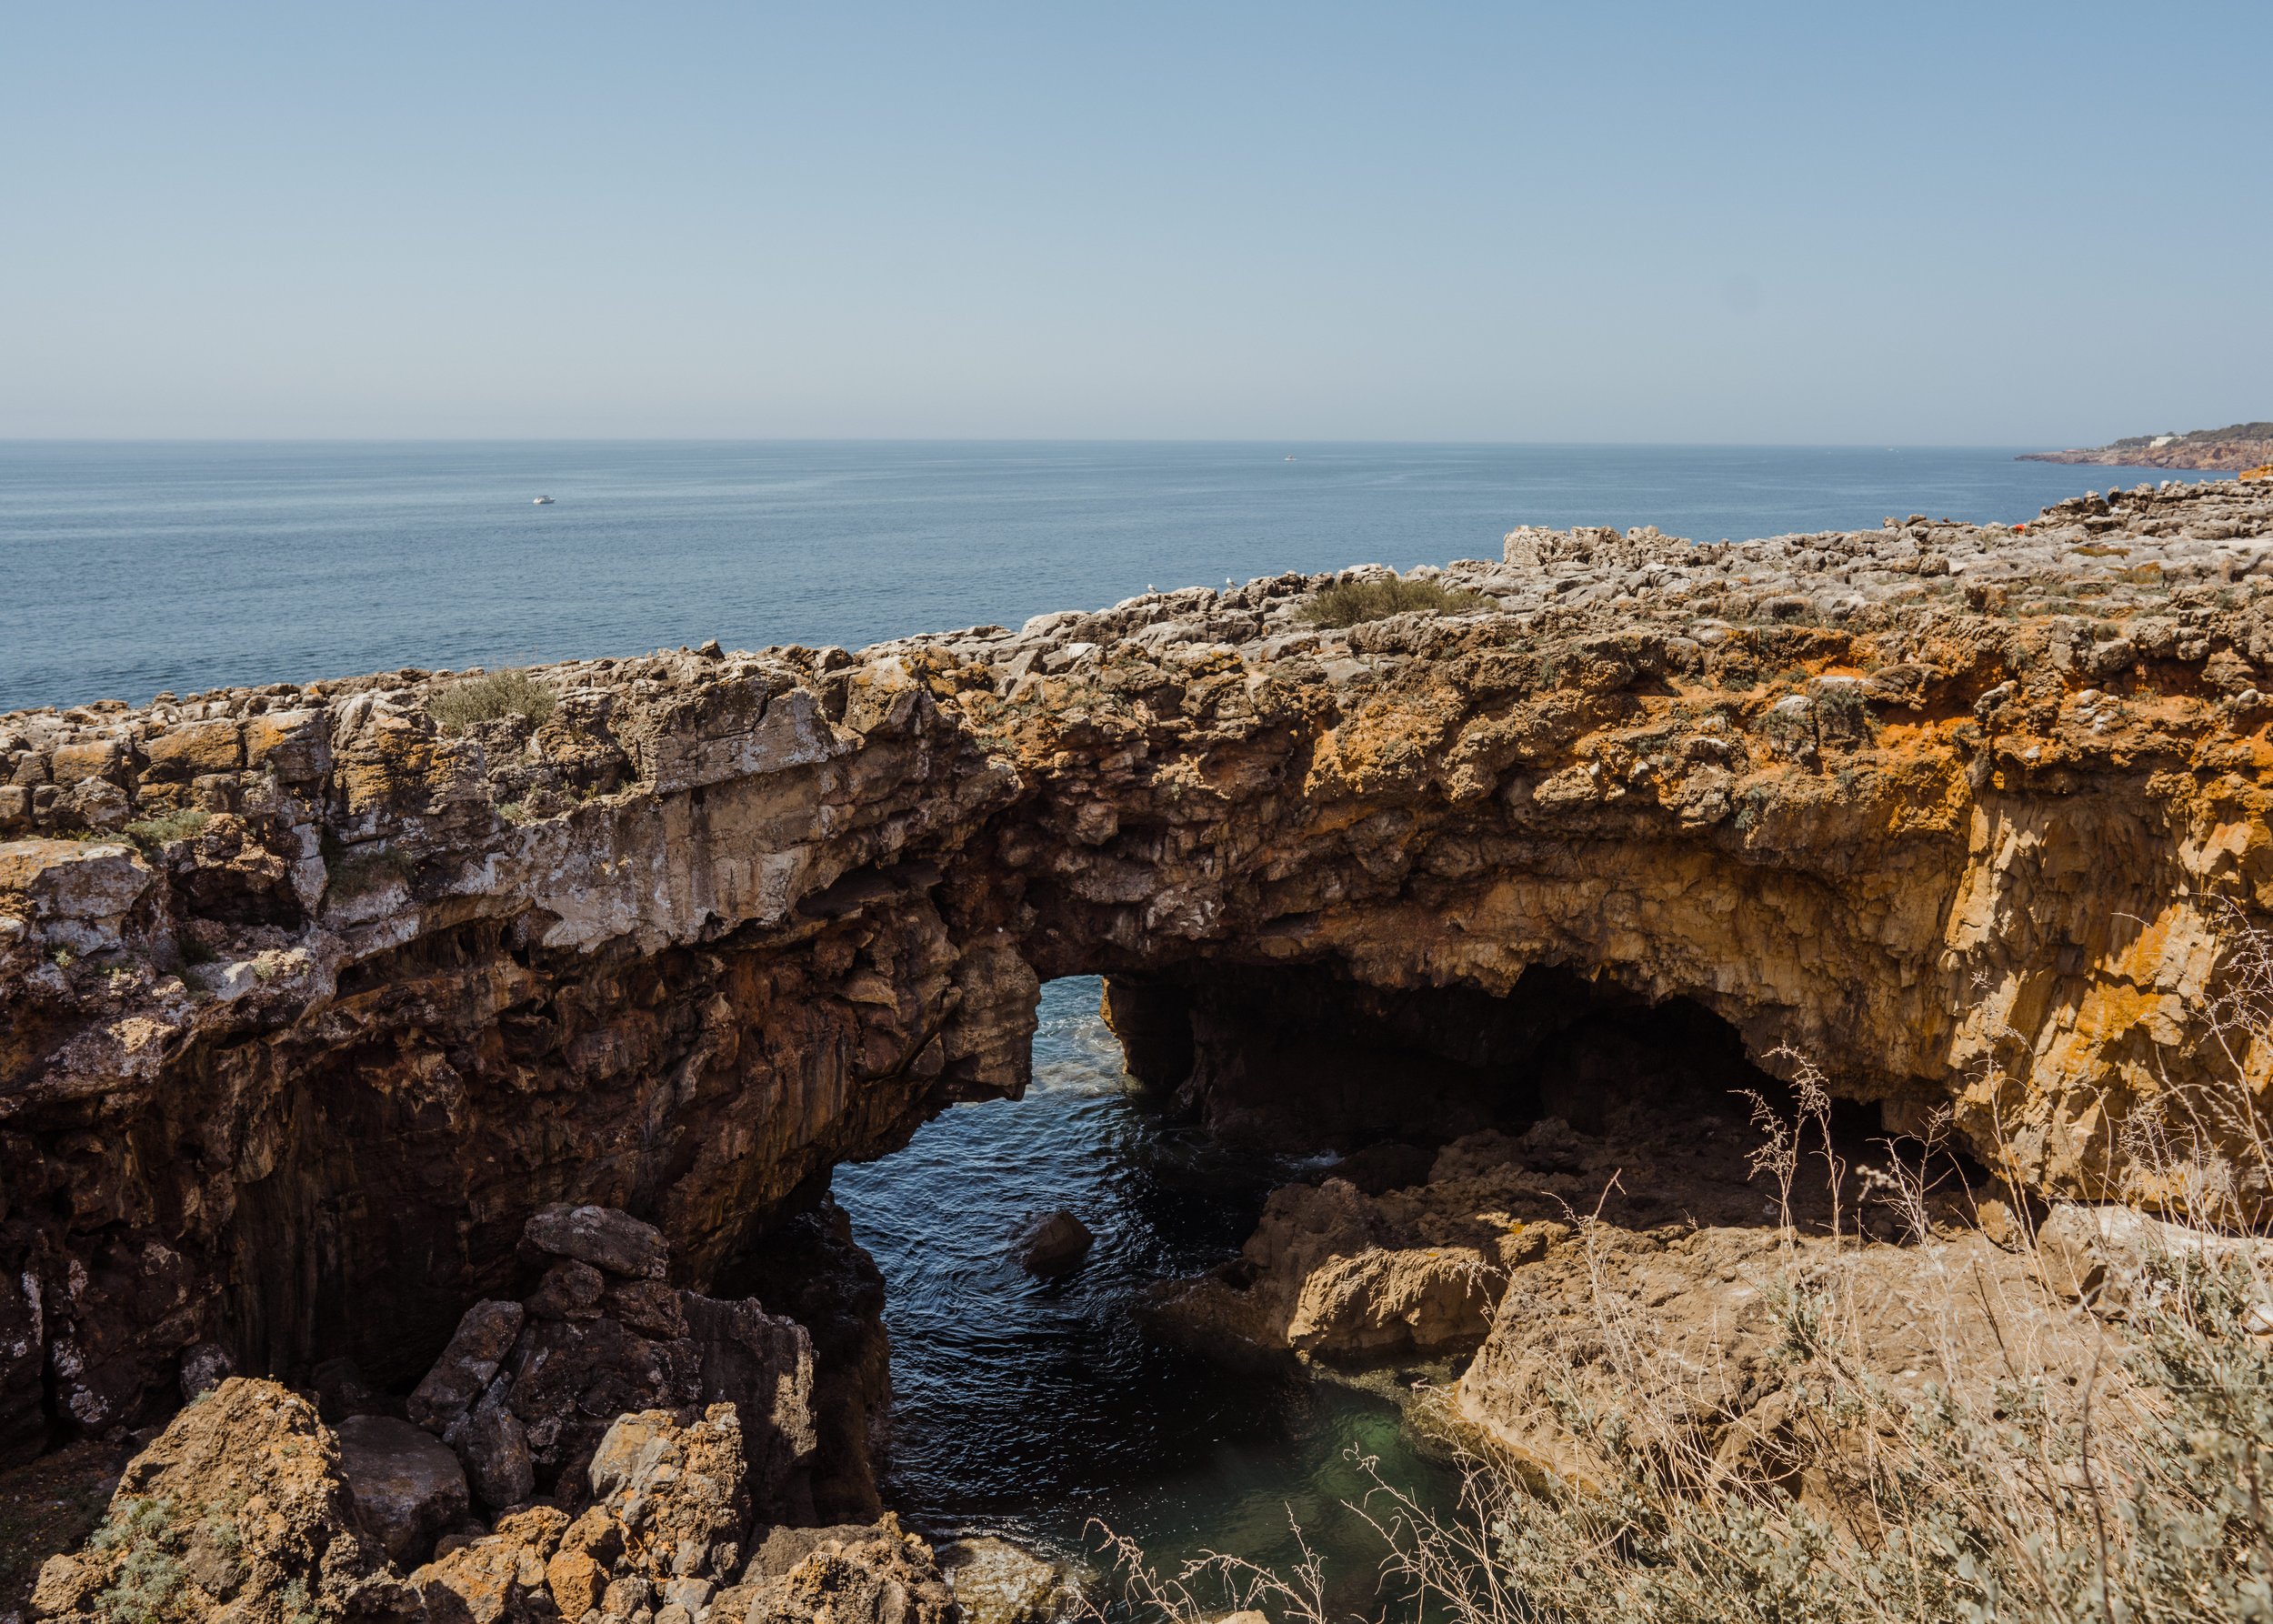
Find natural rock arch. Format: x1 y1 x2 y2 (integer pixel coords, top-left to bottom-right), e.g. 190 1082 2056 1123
5 476 2273 1458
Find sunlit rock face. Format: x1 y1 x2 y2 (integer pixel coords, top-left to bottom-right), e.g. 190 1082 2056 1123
6 476 2273 1454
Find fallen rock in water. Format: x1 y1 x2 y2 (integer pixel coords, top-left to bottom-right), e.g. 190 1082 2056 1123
336 1412 470 1566
938 1535 1075 1624
1016 1211 1095 1277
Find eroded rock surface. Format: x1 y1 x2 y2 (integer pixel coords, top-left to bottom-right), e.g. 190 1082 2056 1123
28 1378 383 1624
393 1206 824 1529
29 1374 946 1624
8 476 2273 1456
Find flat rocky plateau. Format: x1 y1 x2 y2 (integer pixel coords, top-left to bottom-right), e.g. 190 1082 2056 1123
6 475 2273 1620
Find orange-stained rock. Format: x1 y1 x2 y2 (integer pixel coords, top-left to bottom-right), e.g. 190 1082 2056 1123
140 717 242 778
27 1378 379 1622
8 476 2273 1460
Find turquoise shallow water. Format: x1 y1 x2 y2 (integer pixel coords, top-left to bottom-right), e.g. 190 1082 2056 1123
0 440 2191 714
832 978 1453 1614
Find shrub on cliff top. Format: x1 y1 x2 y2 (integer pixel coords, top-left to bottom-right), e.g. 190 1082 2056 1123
1297 577 1491 628
123 807 210 852
427 667 556 736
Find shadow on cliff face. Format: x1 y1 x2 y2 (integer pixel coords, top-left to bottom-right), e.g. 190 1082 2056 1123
1099 961 1827 1158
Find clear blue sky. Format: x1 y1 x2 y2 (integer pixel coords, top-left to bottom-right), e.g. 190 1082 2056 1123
4 2 2266 444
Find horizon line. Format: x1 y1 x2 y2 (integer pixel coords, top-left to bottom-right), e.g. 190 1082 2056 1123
0 435 2115 451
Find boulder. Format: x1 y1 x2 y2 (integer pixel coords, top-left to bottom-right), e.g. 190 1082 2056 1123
409 1530 555 1624
587 1404 750 1581
681 1292 818 1523
938 1536 1074 1624
175 1340 234 1402
486 1309 699 1495
2035 1202 2273 1309
406 1299 526 1433
729 1515 956 1624
446 1391 536 1513
312 1354 388 1421
605 1275 689 1339
523 1257 606 1321
1015 1211 1094 1278
29 1378 375 1623
394 1209 820 1516
521 1202 670 1280
336 1413 470 1565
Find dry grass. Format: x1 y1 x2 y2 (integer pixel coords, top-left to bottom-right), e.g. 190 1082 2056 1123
1298 577 1493 628
426 667 556 736
1088 921 2273 1624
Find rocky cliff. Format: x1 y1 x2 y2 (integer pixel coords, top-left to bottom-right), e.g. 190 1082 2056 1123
7 476 2273 1460
2022 423 2273 471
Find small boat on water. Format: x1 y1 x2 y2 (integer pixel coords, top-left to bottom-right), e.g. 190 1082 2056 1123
533 495 555 505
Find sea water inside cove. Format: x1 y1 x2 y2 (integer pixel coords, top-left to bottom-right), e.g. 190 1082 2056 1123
831 977 1437 1609
0 440 2205 713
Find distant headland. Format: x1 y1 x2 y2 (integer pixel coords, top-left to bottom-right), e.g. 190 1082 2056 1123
2020 419 2273 472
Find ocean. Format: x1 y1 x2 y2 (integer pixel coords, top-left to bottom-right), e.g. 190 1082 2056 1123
0 440 2192 715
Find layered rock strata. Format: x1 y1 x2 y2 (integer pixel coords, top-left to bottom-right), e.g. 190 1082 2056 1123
7 476 2273 1461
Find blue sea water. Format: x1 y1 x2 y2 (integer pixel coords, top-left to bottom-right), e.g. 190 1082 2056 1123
0 440 2191 715
834 977 1437 1610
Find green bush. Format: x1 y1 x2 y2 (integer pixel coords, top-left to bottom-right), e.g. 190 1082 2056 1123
427 667 556 736
123 807 210 852
1298 577 1492 628
88 1497 186 1624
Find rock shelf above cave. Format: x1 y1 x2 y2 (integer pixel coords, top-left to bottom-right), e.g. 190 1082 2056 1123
5 476 2273 1459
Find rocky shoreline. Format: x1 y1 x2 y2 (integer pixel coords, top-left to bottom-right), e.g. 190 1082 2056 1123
15 1200 1073 1624
10 475 2273 1616
2020 422 2273 471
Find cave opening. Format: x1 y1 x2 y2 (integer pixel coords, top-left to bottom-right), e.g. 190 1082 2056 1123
827 972 1452 1609
1101 958 1835 1157
820 960 1840 1603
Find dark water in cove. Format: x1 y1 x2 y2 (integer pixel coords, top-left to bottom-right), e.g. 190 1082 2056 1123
831 977 1444 1607
0 439 2194 714
0 440 2203 1599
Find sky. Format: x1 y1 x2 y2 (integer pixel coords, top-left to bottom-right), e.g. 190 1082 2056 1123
2 2 2267 445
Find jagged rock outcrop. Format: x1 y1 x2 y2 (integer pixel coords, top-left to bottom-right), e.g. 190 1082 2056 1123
399 1205 823 1529
29 1378 386 1623
29 1378 952 1624
8 476 2273 1459
727 1516 956 1624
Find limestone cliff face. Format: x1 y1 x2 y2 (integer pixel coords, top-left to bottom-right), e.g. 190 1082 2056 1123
6 477 2273 1458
